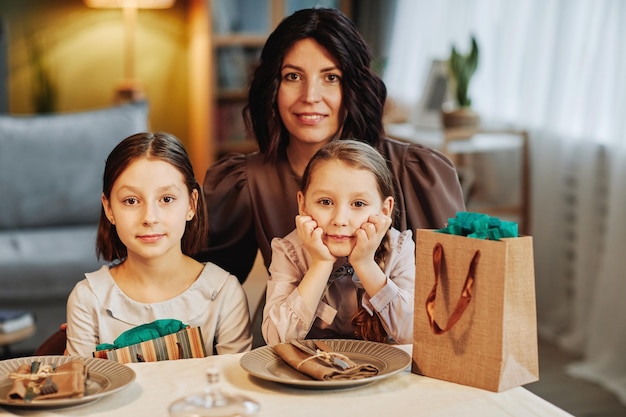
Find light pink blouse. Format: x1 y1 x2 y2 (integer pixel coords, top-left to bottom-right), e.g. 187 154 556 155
66 263 252 357
263 228 415 345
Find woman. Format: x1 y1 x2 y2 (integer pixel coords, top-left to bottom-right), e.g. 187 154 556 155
200 8 465 283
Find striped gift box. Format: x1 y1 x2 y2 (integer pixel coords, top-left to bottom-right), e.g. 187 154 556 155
93 326 206 363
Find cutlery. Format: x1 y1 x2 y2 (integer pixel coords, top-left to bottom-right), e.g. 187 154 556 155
289 339 351 370
289 339 318 357
313 340 353 370
40 364 58 395
24 361 41 403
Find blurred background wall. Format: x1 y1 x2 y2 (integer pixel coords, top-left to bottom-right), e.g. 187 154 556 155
0 0 190 147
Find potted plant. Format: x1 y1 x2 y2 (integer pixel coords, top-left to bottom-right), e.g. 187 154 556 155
27 34 57 114
441 35 479 130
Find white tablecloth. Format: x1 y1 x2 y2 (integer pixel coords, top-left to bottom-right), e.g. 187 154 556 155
0 345 573 417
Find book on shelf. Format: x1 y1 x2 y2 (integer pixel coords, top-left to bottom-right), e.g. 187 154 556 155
216 46 261 90
0 309 35 334
215 101 248 144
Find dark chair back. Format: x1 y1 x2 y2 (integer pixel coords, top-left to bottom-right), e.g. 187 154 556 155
35 327 66 356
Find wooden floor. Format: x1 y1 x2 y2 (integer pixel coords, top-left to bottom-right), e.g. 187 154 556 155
526 339 626 417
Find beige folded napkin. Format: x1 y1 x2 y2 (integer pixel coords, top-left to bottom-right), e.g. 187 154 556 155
7 359 88 402
273 342 379 381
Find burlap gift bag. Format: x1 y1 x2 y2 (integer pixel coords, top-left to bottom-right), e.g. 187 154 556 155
411 229 539 392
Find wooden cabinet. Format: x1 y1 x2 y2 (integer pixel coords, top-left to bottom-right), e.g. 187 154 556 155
211 1 266 158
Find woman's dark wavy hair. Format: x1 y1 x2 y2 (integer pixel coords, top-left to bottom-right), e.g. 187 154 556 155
244 7 387 162
96 132 209 262
301 140 395 342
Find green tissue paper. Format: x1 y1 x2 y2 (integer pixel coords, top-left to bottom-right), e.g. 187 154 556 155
96 319 188 351
438 212 518 240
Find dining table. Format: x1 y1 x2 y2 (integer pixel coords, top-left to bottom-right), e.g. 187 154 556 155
0 344 574 417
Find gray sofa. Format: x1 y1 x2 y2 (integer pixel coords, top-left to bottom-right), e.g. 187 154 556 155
0 101 149 352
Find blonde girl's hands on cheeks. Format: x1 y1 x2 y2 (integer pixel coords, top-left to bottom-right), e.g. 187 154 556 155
295 214 335 263
347 213 392 298
294 214 336 313
348 213 392 268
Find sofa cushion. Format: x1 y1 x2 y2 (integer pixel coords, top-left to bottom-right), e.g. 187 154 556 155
0 225 104 300
0 101 149 229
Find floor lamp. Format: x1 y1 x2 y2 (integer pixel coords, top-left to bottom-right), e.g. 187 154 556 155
83 0 175 103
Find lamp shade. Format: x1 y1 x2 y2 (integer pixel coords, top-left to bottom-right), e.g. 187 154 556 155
84 0 175 8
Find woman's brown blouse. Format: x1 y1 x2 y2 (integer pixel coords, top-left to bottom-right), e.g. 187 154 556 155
200 137 466 282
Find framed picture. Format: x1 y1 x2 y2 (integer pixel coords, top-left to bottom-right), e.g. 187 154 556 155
410 59 450 129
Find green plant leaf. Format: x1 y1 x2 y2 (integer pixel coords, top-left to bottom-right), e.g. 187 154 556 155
447 35 479 108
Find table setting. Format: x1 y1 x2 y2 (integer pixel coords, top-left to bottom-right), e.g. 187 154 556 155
241 339 409 389
0 212 570 416
0 341 574 417
0 355 135 410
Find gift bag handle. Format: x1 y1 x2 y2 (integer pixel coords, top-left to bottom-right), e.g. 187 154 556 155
425 243 480 335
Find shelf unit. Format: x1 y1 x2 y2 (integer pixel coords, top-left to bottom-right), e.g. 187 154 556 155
385 123 531 235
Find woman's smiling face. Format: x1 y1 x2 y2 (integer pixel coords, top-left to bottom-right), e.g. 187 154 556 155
277 38 345 148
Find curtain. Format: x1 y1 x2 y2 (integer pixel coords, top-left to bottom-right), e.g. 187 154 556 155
566 142 626 405
383 0 626 404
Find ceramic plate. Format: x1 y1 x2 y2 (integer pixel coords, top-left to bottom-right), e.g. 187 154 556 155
0 356 135 409
240 339 411 389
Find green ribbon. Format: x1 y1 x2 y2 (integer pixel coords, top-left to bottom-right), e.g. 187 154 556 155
96 319 188 351
438 211 518 240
